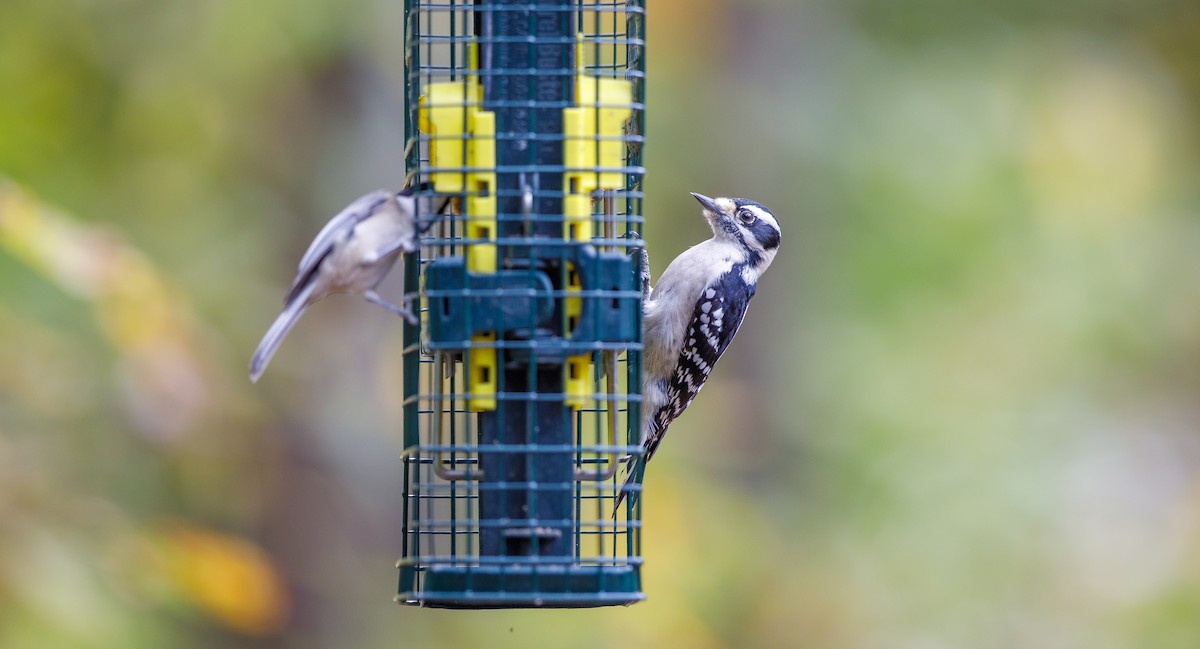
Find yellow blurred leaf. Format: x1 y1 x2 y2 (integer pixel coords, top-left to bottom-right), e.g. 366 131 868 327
160 522 289 637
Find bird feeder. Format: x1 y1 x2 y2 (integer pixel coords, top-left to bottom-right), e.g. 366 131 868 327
397 0 647 608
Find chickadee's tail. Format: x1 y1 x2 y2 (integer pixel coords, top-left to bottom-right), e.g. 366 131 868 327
249 282 316 383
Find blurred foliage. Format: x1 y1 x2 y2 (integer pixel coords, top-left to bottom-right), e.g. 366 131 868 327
3 0 1200 647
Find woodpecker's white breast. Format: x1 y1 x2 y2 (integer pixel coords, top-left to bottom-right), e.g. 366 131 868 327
645 242 734 374
641 237 756 443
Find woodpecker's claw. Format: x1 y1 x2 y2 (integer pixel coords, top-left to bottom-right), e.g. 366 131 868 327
620 232 651 300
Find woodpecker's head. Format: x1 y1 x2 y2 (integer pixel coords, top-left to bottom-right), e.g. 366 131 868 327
691 192 781 268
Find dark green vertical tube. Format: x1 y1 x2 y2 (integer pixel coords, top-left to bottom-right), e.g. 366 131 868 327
476 0 575 560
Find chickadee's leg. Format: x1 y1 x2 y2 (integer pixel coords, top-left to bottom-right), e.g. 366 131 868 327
363 289 419 325
402 292 424 326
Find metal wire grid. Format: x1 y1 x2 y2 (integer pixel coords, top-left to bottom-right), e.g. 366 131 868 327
401 1 646 211
401 352 642 558
398 0 646 605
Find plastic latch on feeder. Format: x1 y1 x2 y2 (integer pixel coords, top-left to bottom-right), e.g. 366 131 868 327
562 35 634 410
418 48 500 412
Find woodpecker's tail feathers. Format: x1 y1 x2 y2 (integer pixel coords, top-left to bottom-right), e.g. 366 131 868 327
611 457 644 519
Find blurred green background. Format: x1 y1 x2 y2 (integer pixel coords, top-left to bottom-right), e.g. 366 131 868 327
3 0 1200 647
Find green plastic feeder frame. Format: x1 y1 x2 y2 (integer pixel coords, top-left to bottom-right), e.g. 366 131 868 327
397 0 647 608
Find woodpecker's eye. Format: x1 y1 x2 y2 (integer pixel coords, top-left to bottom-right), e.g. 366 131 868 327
737 208 756 225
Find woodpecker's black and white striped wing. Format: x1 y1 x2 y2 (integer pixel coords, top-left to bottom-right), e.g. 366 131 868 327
644 266 756 461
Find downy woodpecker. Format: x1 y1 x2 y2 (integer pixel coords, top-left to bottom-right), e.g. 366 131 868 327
617 192 782 510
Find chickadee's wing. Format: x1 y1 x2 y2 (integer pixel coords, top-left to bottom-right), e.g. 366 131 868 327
284 190 393 304
298 190 393 271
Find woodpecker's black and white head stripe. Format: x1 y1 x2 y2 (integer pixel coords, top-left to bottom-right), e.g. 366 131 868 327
692 192 782 271
616 192 781 513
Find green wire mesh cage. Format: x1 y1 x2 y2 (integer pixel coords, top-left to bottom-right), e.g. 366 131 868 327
397 0 646 608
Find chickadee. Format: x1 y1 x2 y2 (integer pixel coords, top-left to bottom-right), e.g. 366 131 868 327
249 189 426 383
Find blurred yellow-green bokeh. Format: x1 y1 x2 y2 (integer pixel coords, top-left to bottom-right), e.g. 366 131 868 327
3 1 1200 647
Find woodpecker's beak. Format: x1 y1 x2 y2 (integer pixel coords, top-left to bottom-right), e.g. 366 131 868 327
691 192 722 216
692 193 729 232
